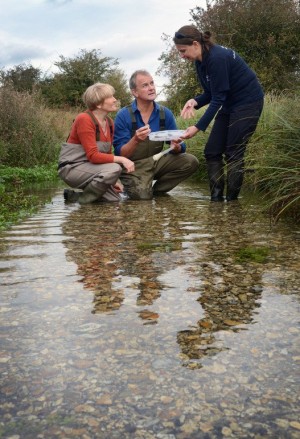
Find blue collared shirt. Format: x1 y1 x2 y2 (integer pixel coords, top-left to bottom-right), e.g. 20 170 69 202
113 100 186 155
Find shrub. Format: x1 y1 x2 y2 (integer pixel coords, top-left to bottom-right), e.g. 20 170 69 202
0 85 62 167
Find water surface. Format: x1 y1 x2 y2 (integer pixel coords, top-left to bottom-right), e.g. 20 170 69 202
0 182 299 438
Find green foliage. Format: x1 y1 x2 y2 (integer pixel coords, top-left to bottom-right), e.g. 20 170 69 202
0 164 58 184
190 0 300 92
157 34 201 113
0 187 41 231
0 63 42 92
0 85 62 167
247 91 300 222
175 108 209 178
0 164 57 230
40 49 131 107
235 246 269 263
105 69 132 107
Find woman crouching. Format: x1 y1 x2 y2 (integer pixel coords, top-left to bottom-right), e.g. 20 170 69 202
58 83 135 204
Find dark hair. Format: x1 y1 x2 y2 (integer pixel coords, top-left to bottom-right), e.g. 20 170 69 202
173 25 214 54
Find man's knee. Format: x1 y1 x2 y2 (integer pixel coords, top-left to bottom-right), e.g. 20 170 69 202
127 187 153 200
188 154 200 171
180 154 199 174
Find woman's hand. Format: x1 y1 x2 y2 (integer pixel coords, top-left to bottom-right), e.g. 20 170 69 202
181 126 199 140
114 156 135 173
181 99 197 119
114 179 124 192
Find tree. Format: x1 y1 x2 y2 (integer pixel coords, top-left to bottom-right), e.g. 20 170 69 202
40 49 130 107
105 69 132 108
158 0 300 109
157 34 201 113
0 63 42 92
190 0 300 91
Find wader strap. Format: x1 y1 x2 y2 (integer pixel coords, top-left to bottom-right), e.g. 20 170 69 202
126 105 166 137
86 110 113 141
66 111 113 142
159 106 165 130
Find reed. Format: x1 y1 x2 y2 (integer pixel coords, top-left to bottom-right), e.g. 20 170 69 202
247 92 300 222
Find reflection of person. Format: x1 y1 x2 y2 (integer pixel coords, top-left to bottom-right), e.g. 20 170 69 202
58 82 134 204
173 25 264 202
177 203 264 369
113 70 199 200
61 197 183 317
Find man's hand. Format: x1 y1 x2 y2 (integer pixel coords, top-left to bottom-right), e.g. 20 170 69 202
134 124 151 142
170 140 183 153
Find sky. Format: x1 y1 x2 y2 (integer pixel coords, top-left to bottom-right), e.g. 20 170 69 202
0 0 207 98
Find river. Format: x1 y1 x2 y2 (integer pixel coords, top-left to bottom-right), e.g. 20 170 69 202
0 181 299 438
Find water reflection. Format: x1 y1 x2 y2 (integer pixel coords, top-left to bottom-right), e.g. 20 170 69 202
176 204 265 367
62 197 195 322
61 193 279 368
1 185 300 438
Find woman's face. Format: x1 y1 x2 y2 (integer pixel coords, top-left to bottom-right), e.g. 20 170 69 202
100 95 119 112
176 41 202 61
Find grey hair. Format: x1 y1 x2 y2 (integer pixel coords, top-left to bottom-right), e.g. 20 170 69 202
129 70 151 90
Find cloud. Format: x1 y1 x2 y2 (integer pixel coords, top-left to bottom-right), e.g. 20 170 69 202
0 0 203 92
46 0 72 5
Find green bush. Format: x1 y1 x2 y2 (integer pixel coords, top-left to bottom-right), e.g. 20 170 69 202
0 85 62 167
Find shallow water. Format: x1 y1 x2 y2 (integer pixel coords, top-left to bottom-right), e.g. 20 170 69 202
0 182 299 439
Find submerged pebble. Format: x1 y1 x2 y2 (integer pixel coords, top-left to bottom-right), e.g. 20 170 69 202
0 183 299 438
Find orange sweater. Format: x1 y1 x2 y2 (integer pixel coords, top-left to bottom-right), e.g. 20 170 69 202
67 112 115 164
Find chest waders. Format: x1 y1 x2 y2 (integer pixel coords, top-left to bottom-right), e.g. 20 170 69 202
58 112 122 204
120 106 166 200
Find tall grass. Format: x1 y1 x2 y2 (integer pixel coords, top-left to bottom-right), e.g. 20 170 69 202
0 85 72 168
0 86 77 229
246 92 300 222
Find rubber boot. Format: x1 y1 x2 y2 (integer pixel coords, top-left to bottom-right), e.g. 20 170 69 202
64 189 80 203
207 161 225 202
78 181 107 204
226 161 244 201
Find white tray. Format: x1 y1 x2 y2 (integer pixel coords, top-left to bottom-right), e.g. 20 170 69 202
149 130 185 141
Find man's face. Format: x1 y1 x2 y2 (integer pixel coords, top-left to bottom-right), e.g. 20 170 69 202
132 74 157 101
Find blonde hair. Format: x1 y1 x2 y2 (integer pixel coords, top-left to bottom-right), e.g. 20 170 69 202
82 83 115 110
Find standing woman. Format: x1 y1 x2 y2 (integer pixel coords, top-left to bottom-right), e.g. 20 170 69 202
58 83 134 204
173 25 264 201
